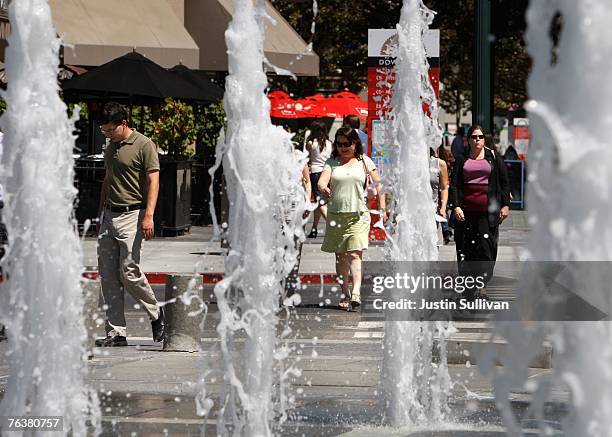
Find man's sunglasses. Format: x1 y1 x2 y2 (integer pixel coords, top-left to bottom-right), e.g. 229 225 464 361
336 141 352 148
470 135 485 140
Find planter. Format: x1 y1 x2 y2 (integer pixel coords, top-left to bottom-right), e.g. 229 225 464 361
155 159 193 236
74 157 105 232
191 145 224 225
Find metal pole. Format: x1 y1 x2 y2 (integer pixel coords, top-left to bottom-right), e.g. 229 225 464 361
473 0 493 133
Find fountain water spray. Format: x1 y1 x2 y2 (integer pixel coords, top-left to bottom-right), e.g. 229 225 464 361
489 2 612 435
196 0 305 435
381 0 451 426
0 0 100 435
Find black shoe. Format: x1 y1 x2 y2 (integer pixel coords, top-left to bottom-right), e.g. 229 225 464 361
349 294 361 312
94 335 128 347
307 228 318 238
0 325 6 341
443 231 452 245
151 306 165 342
477 287 490 300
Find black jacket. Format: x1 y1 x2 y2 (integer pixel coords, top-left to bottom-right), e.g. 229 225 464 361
449 147 510 227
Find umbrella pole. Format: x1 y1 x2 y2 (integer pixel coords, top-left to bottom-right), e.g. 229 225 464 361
139 106 145 132
128 94 133 126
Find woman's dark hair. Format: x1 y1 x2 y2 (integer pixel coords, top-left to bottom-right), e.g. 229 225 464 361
306 120 329 152
438 145 454 164
484 133 495 150
101 101 128 125
467 124 488 138
331 127 363 159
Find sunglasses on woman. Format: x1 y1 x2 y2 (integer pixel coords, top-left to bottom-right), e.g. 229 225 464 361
470 134 485 140
336 141 352 148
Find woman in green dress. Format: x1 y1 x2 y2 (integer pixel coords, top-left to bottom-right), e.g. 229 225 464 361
317 127 386 311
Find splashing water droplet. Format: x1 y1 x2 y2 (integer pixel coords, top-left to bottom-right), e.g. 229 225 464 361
381 0 450 427
0 0 100 431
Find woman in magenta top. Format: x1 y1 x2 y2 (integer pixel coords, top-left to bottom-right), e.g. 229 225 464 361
450 125 510 299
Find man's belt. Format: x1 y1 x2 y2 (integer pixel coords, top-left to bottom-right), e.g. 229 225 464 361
106 203 146 213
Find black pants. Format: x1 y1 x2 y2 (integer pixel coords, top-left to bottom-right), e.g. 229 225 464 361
284 235 303 296
454 212 499 297
0 221 7 260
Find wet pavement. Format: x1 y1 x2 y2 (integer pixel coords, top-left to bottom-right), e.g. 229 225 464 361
0 212 570 436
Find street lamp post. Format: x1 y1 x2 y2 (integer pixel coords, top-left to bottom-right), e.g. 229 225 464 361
473 0 493 133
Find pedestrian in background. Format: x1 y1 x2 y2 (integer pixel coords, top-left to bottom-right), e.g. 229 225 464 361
95 102 165 347
450 124 510 300
451 125 468 160
305 120 332 239
430 147 449 245
317 127 385 311
283 141 312 299
504 144 519 161
343 114 368 150
485 133 499 154
438 145 455 244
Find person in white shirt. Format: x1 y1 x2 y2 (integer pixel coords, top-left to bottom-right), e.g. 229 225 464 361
305 120 332 238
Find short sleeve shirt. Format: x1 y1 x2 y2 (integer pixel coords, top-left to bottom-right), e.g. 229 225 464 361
323 155 376 213
308 139 332 173
104 130 160 207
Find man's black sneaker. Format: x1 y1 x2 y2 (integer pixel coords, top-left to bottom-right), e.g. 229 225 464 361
0 325 6 342
94 336 128 347
151 306 165 343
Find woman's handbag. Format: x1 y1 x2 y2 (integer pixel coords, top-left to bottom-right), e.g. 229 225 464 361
362 158 377 201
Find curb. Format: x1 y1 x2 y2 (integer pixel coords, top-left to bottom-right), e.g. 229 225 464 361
82 271 339 285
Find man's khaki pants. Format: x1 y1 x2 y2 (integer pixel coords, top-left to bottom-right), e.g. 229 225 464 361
98 208 160 337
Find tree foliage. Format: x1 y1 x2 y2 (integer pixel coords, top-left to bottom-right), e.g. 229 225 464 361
194 101 226 149
270 0 529 117
430 0 474 123
492 0 529 111
270 0 403 94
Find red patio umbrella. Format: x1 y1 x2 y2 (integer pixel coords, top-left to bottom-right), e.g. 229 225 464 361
304 93 326 102
270 99 323 119
294 94 329 118
292 98 325 118
270 100 301 118
268 90 301 118
318 91 368 121
267 90 292 101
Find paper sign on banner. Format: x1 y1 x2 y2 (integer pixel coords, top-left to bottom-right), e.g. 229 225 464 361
513 118 530 160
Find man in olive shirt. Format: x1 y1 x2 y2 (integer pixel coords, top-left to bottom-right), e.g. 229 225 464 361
95 102 164 347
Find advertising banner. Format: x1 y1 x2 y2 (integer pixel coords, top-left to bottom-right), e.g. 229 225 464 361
367 29 440 240
367 29 440 174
